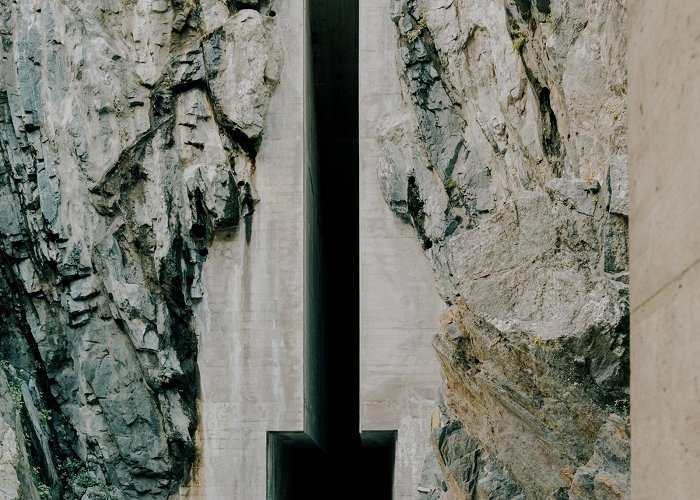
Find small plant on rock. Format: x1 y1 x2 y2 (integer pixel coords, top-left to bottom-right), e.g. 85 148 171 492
406 16 427 43
513 34 527 53
36 483 51 500
9 384 23 410
444 178 458 192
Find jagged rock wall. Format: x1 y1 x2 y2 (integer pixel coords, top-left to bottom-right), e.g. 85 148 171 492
0 1 280 498
380 0 629 498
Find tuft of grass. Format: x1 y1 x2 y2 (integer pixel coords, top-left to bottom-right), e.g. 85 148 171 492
406 16 427 42
512 34 527 53
36 483 50 500
533 336 560 353
9 384 23 410
39 408 52 424
31 467 51 500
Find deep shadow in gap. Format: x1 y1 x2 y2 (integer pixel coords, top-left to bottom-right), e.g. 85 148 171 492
267 433 327 500
267 0 396 497
267 432 396 500
360 431 398 499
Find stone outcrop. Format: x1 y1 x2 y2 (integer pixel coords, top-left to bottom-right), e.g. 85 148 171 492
0 0 279 498
379 0 629 497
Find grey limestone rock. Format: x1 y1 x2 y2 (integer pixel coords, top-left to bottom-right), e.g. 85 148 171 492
0 0 280 497
381 0 629 497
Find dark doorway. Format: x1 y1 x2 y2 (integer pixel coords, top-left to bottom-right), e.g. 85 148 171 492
360 431 398 499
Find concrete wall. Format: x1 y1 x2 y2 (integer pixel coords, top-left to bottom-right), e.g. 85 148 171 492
303 0 323 447
186 2 305 497
359 1 444 498
179 2 700 497
630 2 700 498
186 2 444 496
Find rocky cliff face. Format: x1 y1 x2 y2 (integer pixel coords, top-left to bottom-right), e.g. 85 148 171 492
379 0 629 498
0 0 630 497
0 1 279 498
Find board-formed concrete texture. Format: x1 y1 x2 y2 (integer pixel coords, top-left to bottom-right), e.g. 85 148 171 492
359 1 445 498
188 1 444 496
630 1 700 498
184 1 305 497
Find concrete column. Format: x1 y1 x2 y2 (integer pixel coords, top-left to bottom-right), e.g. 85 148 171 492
186 2 305 497
359 1 444 498
630 2 700 497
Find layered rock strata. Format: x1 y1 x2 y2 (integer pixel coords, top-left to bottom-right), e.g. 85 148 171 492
379 0 629 497
0 1 280 498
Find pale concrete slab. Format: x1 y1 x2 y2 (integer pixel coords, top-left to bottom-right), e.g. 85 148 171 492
184 1 305 498
632 262 700 498
629 0 700 309
359 1 445 498
630 1 700 497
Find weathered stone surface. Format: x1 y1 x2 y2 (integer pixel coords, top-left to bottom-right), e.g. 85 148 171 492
380 0 629 497
0 369 42 500
570 414 630 499
431 402 524 500
0 0 280 497
203 10 281 140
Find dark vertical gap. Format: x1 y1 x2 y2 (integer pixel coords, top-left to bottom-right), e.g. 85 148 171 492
309 0 359 463
268 2 395 498
303 0 325 454
361 431 398 499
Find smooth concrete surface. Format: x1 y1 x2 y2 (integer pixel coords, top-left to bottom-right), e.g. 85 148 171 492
630 2 700 497
186 2 305 497
629 2 700 310
359 1 444 498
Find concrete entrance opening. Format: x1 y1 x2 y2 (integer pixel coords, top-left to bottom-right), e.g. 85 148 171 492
266 1 396 498
267 431 396 499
